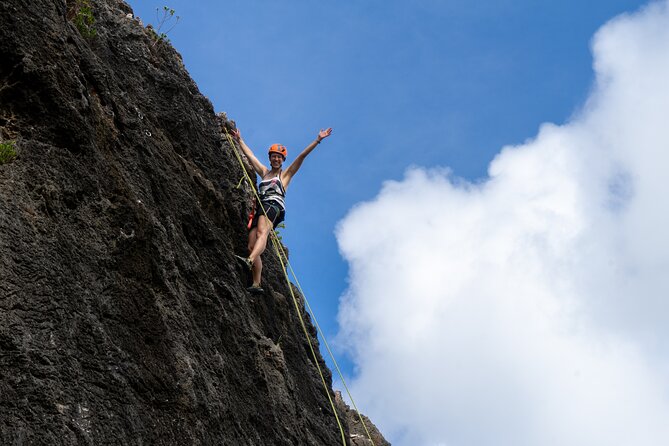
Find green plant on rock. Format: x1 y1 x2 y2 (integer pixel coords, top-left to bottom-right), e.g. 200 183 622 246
149 6 180 46
273 222 286 244
69 0 97 39
0 140 17 165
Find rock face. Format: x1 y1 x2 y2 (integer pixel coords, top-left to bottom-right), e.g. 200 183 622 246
335 392 390 446
0 0 389 444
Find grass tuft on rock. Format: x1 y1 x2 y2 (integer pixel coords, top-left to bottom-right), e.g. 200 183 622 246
0 140 16 165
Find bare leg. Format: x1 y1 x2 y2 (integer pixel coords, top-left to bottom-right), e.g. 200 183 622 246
249 216 273 287
247 226 258 258
251 256 263 287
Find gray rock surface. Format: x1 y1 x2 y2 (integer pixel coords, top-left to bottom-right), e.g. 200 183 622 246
0 0 390 444
335 392 391 446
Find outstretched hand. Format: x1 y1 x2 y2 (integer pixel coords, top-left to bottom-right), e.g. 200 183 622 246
232 128 241 141
317 128 333 142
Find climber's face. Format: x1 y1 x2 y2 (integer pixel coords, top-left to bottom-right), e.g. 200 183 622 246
269 153 284 168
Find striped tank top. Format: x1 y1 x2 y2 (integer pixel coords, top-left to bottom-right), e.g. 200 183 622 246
258 171 286 211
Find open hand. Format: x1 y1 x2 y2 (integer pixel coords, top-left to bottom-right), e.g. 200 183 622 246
232 128 241 141
317 128 333 141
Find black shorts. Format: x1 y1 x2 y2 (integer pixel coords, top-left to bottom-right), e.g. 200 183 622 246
250 202 285 229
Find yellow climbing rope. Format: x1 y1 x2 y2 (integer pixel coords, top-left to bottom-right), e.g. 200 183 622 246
222 128 376 446
282 254 376 445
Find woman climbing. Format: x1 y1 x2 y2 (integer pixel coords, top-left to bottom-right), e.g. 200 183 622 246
233 127 333 293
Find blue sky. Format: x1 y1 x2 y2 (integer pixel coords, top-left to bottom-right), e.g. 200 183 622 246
126 1 669 444
126 0 645 335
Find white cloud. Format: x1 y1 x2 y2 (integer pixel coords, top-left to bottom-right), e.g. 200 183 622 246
335 2 669 445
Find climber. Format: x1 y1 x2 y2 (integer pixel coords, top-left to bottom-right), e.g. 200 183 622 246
233 127 333 293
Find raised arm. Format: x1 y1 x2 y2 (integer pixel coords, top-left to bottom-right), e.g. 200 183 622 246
232 129 268 177
282 128 332 189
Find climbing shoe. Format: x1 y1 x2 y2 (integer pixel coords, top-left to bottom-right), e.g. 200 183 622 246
247 285 264 294
234 254 253 271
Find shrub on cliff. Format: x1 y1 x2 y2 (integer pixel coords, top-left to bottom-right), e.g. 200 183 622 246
0 140 16 164
67 0 97 39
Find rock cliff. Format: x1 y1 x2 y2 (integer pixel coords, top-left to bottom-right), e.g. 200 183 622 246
0 0 389 444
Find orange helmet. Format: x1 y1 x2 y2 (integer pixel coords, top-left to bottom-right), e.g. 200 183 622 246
268 143 287 159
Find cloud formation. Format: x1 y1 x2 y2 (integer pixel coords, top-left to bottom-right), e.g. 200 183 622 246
336 2 669 445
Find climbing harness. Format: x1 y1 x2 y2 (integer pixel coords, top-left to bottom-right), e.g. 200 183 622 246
223 128 376 446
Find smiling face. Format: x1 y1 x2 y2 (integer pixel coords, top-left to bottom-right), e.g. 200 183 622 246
269 152 284 169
